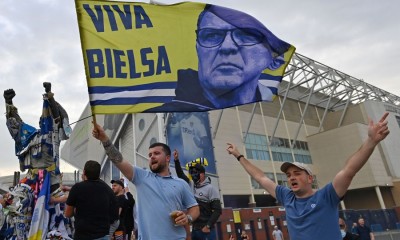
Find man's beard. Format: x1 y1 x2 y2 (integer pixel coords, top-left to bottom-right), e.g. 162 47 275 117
150 163 164 173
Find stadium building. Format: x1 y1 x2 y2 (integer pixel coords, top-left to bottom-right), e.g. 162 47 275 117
61 52 400 211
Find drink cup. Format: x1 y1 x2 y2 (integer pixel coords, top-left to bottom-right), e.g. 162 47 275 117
170 210 180 226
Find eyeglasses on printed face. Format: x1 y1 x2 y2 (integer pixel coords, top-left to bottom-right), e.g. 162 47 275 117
196 28 265 48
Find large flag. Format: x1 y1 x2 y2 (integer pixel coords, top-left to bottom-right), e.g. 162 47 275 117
28 172 50 240
75 0 295 113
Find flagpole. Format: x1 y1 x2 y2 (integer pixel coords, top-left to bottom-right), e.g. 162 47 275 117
92 113 97 125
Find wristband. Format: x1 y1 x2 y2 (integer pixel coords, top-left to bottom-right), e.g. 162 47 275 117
236 155 244 161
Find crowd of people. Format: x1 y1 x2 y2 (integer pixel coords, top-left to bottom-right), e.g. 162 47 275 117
1 82 390 240
88 111 389 239
1 0 393 239
339 217 376 240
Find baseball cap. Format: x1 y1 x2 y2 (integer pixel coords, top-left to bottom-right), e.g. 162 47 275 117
190 164 205 173
280 162 313 175
111 179 124 188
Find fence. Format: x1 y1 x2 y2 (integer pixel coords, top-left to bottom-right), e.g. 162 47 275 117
212 206 400 240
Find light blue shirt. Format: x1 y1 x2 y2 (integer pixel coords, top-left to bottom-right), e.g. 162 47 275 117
132 166 198 240
276 183 341 240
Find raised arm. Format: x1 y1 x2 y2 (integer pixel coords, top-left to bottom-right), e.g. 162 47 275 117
173 149 190 183
205 193 222 230
333 112 390 198
226 143 278 198
92 122 134 181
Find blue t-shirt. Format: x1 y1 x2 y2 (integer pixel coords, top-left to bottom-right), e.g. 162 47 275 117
275 183 341 240
132 167 198 240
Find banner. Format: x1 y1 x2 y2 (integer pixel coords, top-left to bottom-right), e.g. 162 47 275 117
28 172 50 240
75 0 295 113
166 112 216 174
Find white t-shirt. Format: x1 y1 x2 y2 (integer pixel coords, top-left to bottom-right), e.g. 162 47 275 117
272 229 283 240
180 115 207 160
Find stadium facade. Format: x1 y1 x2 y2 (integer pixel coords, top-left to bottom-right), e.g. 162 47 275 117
61 52 400 210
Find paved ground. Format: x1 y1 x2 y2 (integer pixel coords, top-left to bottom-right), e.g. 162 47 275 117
374 230 400 240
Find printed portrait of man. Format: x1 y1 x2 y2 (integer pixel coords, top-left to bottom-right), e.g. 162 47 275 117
149 4 291 112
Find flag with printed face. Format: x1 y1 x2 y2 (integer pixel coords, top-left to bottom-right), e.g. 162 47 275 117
75 0 295 113
28 172 50 240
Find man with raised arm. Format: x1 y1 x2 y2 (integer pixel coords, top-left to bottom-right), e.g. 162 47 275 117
92 123 199 240
226 112 390 240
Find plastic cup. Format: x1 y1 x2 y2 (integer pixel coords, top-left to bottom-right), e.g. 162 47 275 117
170 210 180 226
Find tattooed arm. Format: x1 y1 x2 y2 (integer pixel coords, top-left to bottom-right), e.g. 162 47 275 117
92 122 134 181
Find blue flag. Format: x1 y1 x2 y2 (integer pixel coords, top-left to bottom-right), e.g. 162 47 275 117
28 172 50 240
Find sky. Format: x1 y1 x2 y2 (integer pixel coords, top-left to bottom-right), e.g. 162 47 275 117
0 0 399 177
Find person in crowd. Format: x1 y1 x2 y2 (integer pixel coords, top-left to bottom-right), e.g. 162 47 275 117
355 217 375 240
240 230 250 240
174 150 221 240
272 226 283 240
92 123 199 239
226 112 389 240
351 222 359 236
120 178 135 240
65 160 117 240
339 217 359 240
111 179 128 240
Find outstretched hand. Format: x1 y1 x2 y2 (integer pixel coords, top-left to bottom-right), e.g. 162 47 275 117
3 89 15 101
226 143 240 158
368 112 390 144
92 121 109 142
173 149 179 160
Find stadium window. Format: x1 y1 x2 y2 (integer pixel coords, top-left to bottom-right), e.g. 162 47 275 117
304 141 309 150
245 133 269 161
282 152 293 162
283 139 290 148
246 133 312 163
276 173 289 187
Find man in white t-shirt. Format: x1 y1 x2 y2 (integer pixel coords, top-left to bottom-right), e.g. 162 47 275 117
272 226 284 240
